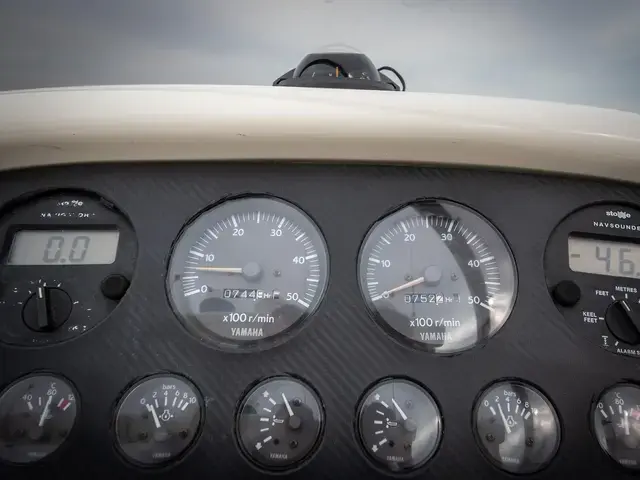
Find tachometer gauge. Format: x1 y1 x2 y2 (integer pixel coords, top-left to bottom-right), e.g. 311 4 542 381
167 196 329 350
358 200 516 353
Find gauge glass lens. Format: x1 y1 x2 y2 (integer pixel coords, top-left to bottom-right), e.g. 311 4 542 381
236 376 324 471
358 200 516 353
592 383 640 470
474 380 560 474
0 374 78 464
114 374 203 466
356 378 442 472
167 196 329 349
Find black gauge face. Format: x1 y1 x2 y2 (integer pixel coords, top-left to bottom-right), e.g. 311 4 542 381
0 374 78 464
168 196 329 350
236 376 324 471
0 191 137 346
356 378 442 473
593 383 640 470
474 380 560 474
545 204 640 358
114 374 203 466
358 200 517 353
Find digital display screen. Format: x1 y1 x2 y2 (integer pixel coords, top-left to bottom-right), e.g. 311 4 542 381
7 230 119 265
568 235 640 278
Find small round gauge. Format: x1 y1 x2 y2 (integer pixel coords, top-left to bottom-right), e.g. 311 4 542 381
356 378 442 473
0 374 78 464
473 380 560 474
592 383 640 470
236 376 324 471
358 200 517 354
114 374 203 466
167 196 329 350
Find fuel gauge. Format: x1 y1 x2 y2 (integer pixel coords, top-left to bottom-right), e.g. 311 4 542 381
0 374 78 464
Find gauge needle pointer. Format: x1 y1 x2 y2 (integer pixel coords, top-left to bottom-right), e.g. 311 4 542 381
282 393 295 417
392 398 408 421
625 410 631 436
498 403 512 434
193 267 243 273
372 276 425 302
146 403 162 429
38 395 53 427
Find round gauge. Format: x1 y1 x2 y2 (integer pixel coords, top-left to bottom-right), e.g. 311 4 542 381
473 380 560 474
0 374 78 464
592 383 640 470
167 196 329 350
236 376 324 471
114 374 203 466
358 200 516 353
356 378 442 473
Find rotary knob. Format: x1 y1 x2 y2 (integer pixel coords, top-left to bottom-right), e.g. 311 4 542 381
22 286 72 332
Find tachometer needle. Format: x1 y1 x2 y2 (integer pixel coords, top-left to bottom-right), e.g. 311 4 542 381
391 398 408 421
193 267 243 273
498 403 512 434
372 276 425 302
146 403 162 429
38 395 53 427
282 393 295 417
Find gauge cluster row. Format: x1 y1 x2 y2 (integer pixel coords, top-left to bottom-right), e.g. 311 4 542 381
0 372 638 473
2 189 640 361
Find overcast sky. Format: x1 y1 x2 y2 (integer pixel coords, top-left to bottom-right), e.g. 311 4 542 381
0 0 639 112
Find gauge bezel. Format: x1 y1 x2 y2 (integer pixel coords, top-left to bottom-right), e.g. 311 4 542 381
165 193 330 353
0 371 80 465
590 381 640 471
353 376 443 476
111 372 205 469
471 378 562 475
234 374 326 474
356 198 518 355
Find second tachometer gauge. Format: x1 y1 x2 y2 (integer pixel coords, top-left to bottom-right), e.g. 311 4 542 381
168 196 329 350
358 200 516 353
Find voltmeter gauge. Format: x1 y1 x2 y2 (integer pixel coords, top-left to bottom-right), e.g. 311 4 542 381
592 383 640 470
114 374 203 466
167 195 329 351
356 378 442 473
0 374 78 464
358 200 517 353
473 380 560 474
236 376 324 471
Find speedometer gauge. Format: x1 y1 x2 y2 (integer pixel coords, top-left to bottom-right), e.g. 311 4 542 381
358 200 516 353
167 196 329 350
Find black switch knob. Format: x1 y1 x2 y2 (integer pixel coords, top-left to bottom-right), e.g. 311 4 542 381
552 280 581 307
605 300 640 345
22 287 73 332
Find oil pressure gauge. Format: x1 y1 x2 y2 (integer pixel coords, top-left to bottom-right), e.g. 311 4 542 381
473 380 560 474
114 374 203 466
